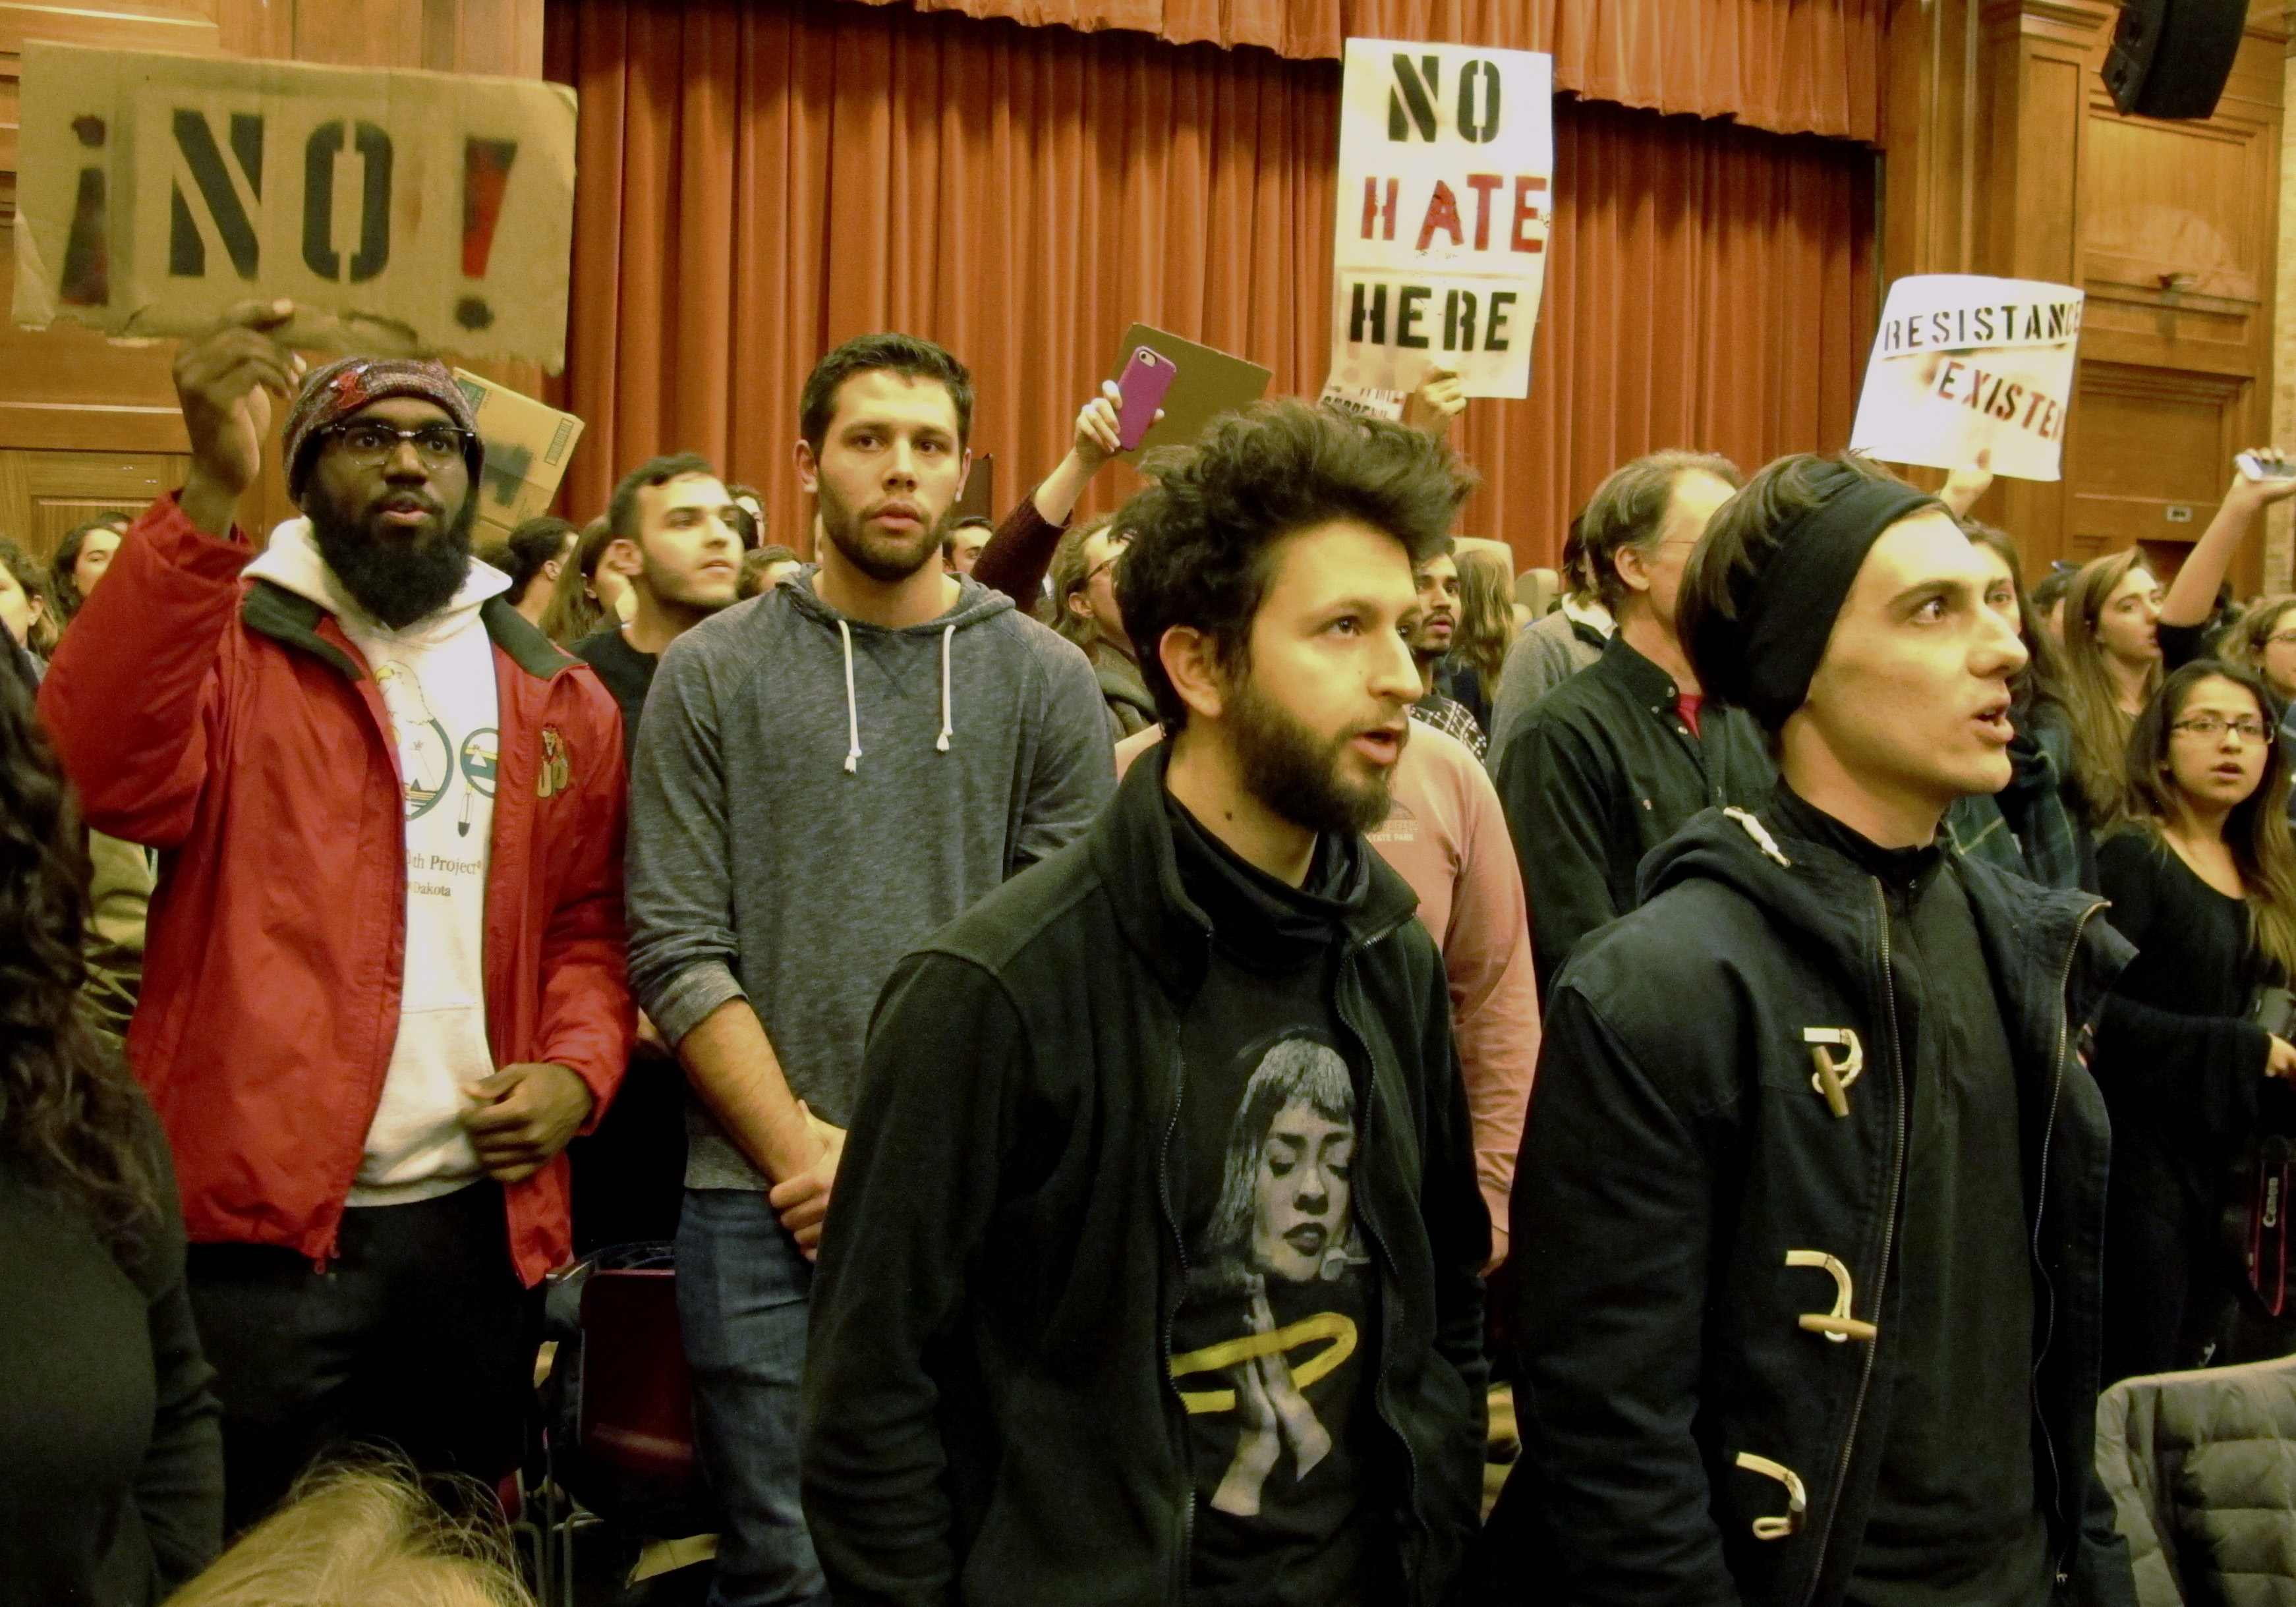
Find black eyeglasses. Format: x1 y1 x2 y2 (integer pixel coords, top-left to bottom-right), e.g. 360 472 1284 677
2171 715 2275 743
324 421 473 466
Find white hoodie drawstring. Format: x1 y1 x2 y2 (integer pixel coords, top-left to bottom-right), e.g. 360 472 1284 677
838 617 956 770
838 619 862 774
936 624 954 752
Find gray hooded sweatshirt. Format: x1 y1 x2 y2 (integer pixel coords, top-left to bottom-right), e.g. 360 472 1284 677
625 565 1114 1189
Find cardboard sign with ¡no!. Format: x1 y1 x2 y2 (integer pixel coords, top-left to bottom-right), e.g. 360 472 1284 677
14 43 577 371
1847 274 2085 483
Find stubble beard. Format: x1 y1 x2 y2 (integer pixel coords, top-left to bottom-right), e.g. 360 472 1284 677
818 476 947 585
642 548 738 622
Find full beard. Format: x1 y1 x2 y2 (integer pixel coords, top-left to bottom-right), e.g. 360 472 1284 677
818 476 948 585
1225 673 1398 837
307 488 478 631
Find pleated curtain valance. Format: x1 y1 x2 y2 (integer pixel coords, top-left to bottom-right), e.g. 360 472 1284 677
821 0 1888 144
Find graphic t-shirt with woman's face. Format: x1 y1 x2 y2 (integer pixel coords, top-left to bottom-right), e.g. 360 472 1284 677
1164 796 1385 1607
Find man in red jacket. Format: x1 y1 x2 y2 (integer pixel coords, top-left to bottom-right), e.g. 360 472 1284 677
38 300 633 1529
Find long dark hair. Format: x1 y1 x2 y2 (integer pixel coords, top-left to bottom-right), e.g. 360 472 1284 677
0 536 57 658
2123 658 2296 984
1961 521 2066 721
2060 549 2161 828
0 648 157 1257
1452 551 1513 704
536 516 614 645
47 517 122 627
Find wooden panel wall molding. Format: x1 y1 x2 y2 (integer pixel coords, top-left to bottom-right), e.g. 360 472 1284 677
1887 0 2287 590
0 447 188 563
2067 360 2249 559
0 0 546 548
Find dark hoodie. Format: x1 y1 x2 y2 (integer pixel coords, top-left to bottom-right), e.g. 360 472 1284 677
1476 797 2138 1607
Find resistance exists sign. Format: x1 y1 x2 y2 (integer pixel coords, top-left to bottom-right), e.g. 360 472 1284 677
1328 40 1553 401
15 44 577 370
1847 275 2085 482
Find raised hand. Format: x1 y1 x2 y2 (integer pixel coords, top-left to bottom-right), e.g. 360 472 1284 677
1941 449 1994 518
1404 368 1466 436
2227 449 2296 513
173 299 304 537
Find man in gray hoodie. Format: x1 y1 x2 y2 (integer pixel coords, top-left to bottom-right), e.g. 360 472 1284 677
625 332 1114 1607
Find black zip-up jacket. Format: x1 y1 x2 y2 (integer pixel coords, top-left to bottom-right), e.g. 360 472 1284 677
801 749 1490 1607
1473 803 2139 1607
1493 631 1773 994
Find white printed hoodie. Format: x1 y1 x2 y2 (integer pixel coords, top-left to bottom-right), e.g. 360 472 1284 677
245 519 509 1206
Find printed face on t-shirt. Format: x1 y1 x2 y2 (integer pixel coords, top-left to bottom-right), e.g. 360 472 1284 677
1250 1098 1355 1282
1203 1038 1363 1283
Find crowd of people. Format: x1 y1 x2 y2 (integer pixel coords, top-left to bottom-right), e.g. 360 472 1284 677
7 291 2296 1607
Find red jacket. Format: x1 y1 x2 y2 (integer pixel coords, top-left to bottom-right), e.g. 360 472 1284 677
38 495 633 1285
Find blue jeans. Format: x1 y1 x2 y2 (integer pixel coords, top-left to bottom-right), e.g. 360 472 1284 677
679 1188 828 1607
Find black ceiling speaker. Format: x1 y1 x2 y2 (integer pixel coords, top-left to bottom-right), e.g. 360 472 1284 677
2104 0 2248 120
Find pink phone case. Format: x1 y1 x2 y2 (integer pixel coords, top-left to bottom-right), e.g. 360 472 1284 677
1115 347 1178 451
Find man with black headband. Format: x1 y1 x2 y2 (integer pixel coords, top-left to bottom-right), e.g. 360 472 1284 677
1476 453 2136 1607
38 301 633 1525
1494 450 1771 993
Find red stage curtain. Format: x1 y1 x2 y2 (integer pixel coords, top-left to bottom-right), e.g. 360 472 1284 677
544 0 1874 572
827 0 1887 142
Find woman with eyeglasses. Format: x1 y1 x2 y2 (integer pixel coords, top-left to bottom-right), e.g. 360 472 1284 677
2092 659 2296 1381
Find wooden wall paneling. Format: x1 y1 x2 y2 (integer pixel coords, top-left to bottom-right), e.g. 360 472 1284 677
2073 8 2285 594
1966 1 2114 562
2065 362 2247 569
289 0 426 69
0 0 549 552
0 447 188 561
1883 0 1983 281
422 0 545 76
1901 1 2289 588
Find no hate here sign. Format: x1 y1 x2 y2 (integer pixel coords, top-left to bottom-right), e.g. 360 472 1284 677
1328 40 1553 401
1847 275 2085 483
